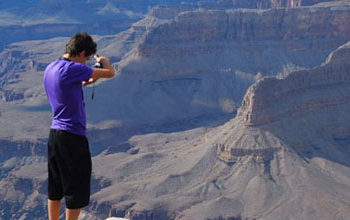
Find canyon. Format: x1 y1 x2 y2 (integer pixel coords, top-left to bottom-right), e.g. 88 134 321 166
0 0 350 219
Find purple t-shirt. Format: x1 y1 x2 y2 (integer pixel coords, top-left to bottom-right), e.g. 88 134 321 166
44 58 93 136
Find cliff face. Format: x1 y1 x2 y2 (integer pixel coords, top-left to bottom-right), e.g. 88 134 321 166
150 0 339 18
139 4 350 57
238 41 350 126
120 1 350 78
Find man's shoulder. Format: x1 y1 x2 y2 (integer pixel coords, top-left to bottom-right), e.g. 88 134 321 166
45 59 60 70
65 61 93 82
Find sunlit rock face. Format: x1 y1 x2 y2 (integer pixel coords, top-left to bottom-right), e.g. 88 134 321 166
238 41 350 126
126 1 350 76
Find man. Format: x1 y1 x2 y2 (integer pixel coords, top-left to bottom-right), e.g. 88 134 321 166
44 32 115 220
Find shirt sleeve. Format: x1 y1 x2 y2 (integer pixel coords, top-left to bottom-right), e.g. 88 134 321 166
65 62 93 83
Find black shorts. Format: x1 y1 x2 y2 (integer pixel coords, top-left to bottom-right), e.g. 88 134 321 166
47 129 92 209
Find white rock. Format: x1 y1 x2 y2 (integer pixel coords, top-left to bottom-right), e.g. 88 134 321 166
105 218 129 220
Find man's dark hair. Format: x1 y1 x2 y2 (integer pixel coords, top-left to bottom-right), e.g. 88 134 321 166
65 32 97 57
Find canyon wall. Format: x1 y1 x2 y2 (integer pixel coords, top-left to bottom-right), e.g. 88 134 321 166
238 41 350 126
120 1 350 80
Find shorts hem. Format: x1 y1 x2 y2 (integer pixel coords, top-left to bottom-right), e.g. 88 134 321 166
66 200 90 209
48 196 63 201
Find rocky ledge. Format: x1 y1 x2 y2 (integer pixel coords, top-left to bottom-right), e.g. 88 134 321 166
237 41 350 126
150 0 338 20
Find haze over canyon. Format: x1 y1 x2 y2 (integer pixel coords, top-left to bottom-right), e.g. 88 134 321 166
0 0 349 219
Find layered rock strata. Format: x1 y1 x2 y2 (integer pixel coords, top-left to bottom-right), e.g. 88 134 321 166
151 0 339 19
139 3 350 57
238 41 350 126
119 1 350 79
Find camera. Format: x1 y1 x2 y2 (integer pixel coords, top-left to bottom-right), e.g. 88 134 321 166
93 54 103 68
94 62 103 68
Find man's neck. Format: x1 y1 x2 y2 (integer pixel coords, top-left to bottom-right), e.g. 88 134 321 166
63 53 86 64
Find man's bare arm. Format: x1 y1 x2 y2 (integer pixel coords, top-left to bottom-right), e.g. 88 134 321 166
91 56 115 79
83 56 115 87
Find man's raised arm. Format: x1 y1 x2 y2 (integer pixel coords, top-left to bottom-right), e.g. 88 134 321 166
83 56 115 86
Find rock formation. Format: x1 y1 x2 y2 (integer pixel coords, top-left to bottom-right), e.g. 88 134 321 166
211 41 350 220
89 41 350 220
238 41 350 126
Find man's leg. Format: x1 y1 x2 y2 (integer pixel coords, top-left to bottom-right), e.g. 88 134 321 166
48 199 61 220
48 130 64 220
66 208 81 220
60 133 91 220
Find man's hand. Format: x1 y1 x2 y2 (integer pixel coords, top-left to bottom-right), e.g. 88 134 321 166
91 55 115 79
83 77 99 87
94 55 110 67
